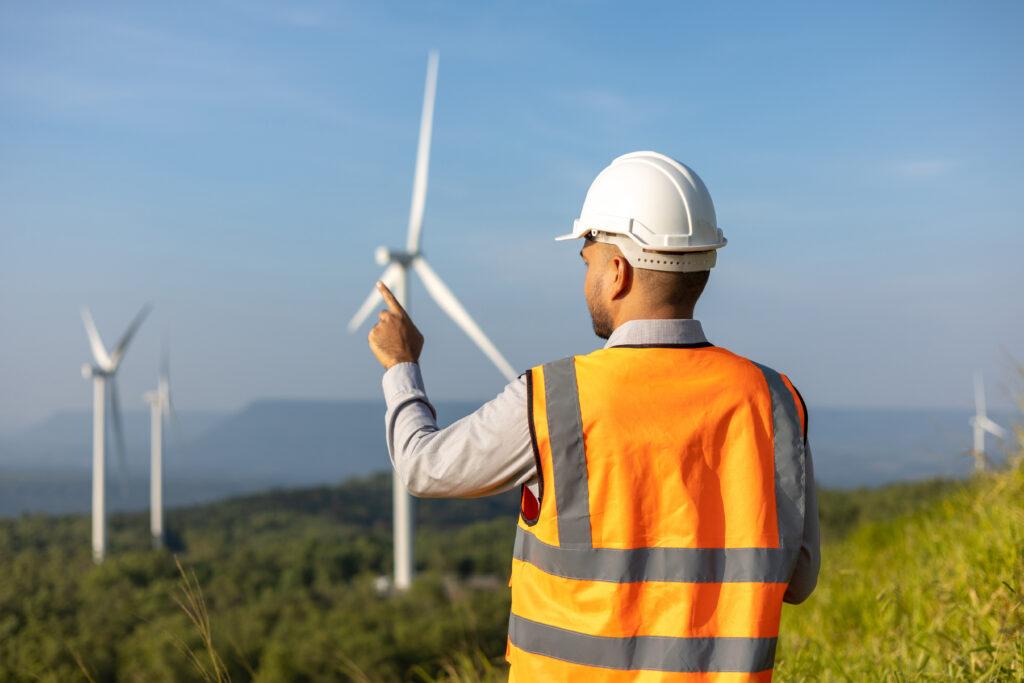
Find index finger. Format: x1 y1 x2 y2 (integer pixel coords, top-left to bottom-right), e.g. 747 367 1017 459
377 280 406 316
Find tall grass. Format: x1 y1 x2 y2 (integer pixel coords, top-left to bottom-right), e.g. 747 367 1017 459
411 651 506 683
776 462 1024 681
173 556 232 683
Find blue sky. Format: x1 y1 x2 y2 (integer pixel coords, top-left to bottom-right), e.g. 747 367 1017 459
1 1 1022 431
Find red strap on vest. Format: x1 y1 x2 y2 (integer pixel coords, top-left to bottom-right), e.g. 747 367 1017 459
520 485 539 524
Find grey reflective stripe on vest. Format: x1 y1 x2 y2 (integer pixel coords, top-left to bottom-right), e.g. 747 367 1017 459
543 357 593 548
754 363 806 550
514 528 794 583
509 614 777 673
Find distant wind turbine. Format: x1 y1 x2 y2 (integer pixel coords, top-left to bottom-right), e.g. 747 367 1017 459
143 346 174 549
347 50 517 591
80 304 151 563
969 372 1007 472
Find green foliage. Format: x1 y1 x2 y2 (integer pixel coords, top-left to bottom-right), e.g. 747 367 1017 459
0 473 516 682
816 478 962 542
2 464 1022 681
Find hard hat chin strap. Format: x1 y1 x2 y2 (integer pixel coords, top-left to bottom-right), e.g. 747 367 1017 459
590 232 717 273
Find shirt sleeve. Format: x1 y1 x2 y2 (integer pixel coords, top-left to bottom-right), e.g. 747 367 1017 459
381 361 538 499
784 441 821 604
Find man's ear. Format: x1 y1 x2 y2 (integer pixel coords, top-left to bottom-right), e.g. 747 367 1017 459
609 252 633 300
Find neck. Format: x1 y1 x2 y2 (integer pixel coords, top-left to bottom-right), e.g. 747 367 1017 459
612 303 695 330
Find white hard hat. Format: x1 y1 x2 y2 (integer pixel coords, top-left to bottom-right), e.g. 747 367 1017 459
556 151 726 272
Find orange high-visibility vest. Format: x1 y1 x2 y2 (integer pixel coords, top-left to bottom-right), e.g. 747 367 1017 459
506 345 808 682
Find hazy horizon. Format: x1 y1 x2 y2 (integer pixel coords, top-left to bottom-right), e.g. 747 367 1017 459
3 393 1019 438
2 398 1017 518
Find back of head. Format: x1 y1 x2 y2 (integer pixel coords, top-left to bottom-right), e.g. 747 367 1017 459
635 266 710 310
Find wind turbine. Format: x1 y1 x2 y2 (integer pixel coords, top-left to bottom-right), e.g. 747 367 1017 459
347 50 517 591
969 372 1007 472
143 347 173 549
80 304 151 563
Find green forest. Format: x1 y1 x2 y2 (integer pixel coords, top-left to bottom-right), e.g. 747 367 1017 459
2 453 1022 681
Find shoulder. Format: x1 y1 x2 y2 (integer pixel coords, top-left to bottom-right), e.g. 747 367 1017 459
740 355 808 441
708 347 809 440
521 354 579 380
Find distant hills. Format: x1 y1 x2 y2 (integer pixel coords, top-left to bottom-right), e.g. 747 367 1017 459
0 408 224 471
0 398 1016 517
0 399 478 517
0 399 480 480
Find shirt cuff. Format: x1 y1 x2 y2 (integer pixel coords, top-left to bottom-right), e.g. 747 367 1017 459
382 362 437 420
382 361 424 395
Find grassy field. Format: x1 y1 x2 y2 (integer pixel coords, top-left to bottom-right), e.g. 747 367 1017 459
3 455 1022 681
775 458 1024 681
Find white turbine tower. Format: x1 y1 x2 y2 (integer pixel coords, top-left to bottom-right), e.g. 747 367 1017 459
347 50 517 591
143 348 172 549
969 372 1007 472
80 304 151 563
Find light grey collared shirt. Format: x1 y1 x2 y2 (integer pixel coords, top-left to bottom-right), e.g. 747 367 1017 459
381 318 820 602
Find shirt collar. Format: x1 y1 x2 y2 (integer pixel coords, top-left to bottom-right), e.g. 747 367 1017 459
603 318 709 348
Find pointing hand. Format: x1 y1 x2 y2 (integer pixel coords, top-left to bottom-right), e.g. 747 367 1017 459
368 281 425 369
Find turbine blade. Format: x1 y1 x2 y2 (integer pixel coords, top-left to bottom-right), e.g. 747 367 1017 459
164 384 181 456
405 50 439 254
109 379 129 477
161 375 173 420
978 417 1008 439
412 257 517 381
110 304 152 369
160 371 182 452
81 308 113 371
160 342 172 419
347 263 402 333
160 339 170 381
973 371 987 418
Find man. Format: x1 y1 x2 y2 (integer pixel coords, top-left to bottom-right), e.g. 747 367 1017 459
367 151 820 680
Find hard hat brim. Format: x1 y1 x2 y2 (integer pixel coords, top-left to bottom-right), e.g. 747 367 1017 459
555 217 727 252
554 215 633 243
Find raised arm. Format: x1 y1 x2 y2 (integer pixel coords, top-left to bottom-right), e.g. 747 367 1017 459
382 363 536 498
367 280 536 499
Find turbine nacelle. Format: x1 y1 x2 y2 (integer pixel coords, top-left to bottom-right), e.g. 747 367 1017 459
81 305 152 375
969 414 1008 439
375 246 417 267
82 364 113 379
144 377 172 417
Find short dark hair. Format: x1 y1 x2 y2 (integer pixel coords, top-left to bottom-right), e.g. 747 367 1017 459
635 267 710 309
